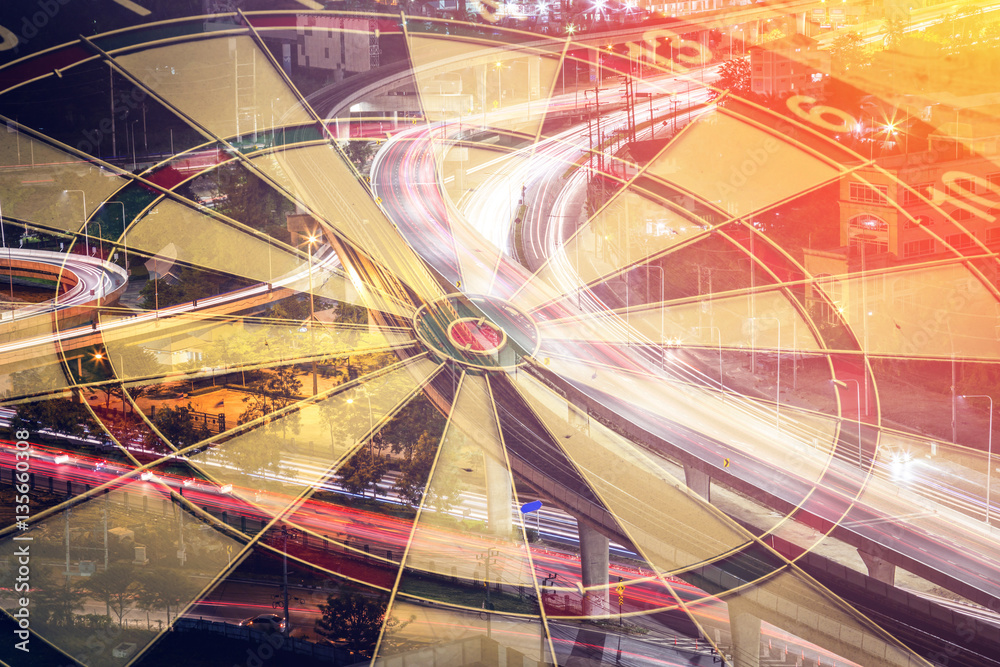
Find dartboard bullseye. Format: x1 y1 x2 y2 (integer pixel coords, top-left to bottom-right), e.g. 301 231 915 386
413 294 538 369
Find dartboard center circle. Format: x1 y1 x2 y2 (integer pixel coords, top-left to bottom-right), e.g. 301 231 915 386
413 294 538 370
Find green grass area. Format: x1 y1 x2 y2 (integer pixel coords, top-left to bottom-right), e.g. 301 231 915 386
12 276 58 289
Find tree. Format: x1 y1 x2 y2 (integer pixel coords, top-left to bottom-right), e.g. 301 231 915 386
393 431 436 508
11 368 97 438
830 32 867 74
139 266 249 311
210 163 293 239
714 58 752 100
314 593 395 658
104 347 164 416
150 403 210 449
336 446 388 499
334 302 370 325
82 562 139 626
135 569 185 626
341 140 377 171
382 398 447 460
238 367 303 438
34 567 84 627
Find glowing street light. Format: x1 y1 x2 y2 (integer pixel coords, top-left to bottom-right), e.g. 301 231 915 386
107 201 128 270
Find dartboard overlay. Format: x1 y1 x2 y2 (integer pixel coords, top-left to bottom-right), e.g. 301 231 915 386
0 2 998 666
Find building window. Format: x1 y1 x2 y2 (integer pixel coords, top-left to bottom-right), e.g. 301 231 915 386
903 239 935 257
902 183 931 206
849 182 889 204
904 215 932 229
986 227 1000 244
948 176 978 196
946 232 977 249
950 208 974 222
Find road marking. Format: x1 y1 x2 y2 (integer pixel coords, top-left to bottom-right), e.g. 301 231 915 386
293 0 324 7
112 0 151 16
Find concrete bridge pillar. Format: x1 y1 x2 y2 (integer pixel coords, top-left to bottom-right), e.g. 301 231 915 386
729 601 761 667
858 549 896 585
578 521 610 617
484 453 512 537
684 464 711 502
587 48 600 85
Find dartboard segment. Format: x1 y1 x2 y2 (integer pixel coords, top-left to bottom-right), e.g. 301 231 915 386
112 35 314 142
645 108 846 219
805 260 1000 359
402 374 536 587
250 143 447 305
406 32 564 141
437 144 533 295
187 356 443 513
0 124 127 234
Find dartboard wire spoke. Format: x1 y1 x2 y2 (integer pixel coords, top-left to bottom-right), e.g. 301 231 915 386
370 368 469 664
483 373 559 662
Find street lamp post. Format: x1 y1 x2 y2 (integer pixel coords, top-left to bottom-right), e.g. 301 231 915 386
306 234 318 396
833 378 863 466
960 394 994 524
107 201 127 270
693 326 723 402
477 547 499 638
65 190 88 256
749 316 780 426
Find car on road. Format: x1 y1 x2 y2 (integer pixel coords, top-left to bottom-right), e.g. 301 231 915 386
239 614 286 633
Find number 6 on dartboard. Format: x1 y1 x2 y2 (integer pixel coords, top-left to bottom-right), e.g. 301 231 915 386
786 96 857 134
